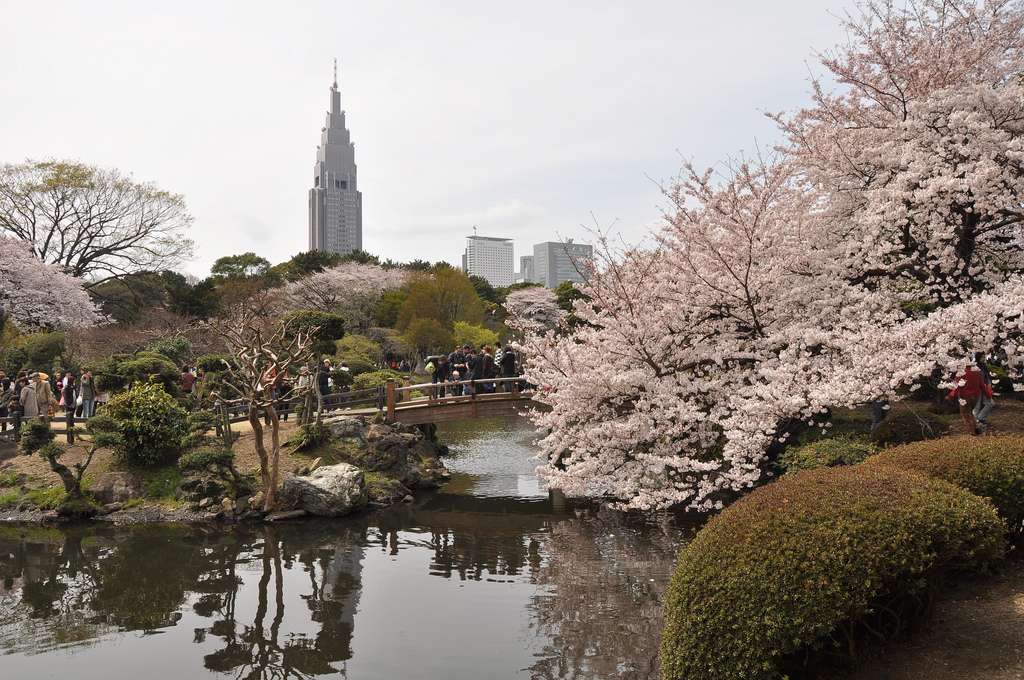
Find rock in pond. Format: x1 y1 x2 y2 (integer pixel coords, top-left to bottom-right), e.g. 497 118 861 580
278 463 367 517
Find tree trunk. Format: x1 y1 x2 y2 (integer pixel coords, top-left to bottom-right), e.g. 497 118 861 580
248 406 271 509
267 403 280 512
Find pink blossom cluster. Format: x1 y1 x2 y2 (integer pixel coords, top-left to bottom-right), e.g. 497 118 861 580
509 0 1024 511
280 262 406 332
0 236 100 331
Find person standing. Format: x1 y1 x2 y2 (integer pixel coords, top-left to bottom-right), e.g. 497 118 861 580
80 371 96 418
181 366 196 395
62 375 77 444
500 345 517 392
947 362 994 436
973 352 996 429
0 371 10 433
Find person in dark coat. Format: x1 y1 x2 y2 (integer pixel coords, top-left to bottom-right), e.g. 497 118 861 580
500 346 517 392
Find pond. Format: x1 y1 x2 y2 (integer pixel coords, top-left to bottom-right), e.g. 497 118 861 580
0 416 698 679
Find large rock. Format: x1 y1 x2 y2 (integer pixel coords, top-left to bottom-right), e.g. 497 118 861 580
91 472 142 504
279 463 366 517
324 416 366 440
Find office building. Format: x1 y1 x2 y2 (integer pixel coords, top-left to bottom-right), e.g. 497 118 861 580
463 235 514 287
308 62 362 254
519 255 534 284
532 240 593 288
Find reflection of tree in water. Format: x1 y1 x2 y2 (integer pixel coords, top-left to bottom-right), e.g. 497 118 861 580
196 524 366 679
527 509 696 680
0 523 367 680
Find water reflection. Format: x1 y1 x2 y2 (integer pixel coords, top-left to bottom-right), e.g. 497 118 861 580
0 418 697 679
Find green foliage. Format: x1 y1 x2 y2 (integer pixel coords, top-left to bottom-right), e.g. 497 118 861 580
870 407 949 446
91 273 169 323
144 337 191 365
104 383 189 467
22 486 66 510
90 351 180 394
865 435 1024 539
210 251 272 279
273 250 344 281
283 309 346 356
335 334 380 375
375 288 407 327
0 471 20 487
353 369 405 391
468 275 502 304
2 331 65 376
777 434 879 473
19 418 55 454
195 353 234 373
85 413 123 450
403 318 454 355
452 321 499 349
659 465 1005 680
182 410 218 449
167 277 221 319
142 466 183 499
287 422 331 451
397 269 485 331
178 447 236 472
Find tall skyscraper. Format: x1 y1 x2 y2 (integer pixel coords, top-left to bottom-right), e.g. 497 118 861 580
309 61 362 254
519 255 535 283
463 235 514 287
531 240 593 288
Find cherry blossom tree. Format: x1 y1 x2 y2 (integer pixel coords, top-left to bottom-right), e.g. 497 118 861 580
503 286 565 335
280 262 405 332
0 236 101 332
510 0 1024 511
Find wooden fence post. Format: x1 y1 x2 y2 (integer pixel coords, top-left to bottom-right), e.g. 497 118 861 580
385 379 396 422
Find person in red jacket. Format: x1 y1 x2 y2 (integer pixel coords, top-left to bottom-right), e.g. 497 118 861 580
946 363 995 435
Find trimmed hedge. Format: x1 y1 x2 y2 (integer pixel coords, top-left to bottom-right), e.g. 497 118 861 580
778 434 878 473
864 435 1024 539
104 382 189 467
870 408 949 446
659 465 1005 680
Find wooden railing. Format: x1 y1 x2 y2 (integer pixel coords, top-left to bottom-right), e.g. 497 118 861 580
384 376 530 422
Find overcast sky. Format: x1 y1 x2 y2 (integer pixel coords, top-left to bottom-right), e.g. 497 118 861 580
1 0 850 277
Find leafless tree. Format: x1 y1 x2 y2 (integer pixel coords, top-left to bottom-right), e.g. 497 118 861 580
205 306 320 511
0 160 194 287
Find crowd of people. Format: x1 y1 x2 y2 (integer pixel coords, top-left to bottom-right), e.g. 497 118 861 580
0 368 104 439
424 342 518 397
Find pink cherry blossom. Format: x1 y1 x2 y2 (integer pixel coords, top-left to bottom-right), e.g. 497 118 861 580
0 236 100 331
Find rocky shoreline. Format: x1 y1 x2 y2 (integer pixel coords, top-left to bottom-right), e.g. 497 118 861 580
0 415 451 526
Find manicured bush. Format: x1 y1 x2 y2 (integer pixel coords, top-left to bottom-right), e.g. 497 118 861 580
90 351 180 395
778 434 878 473
195 353 234 373
352 369 404 391
282 309 346 356
104 382 189 466
870 407 949 446
864 435 1024 539
144 337 191 365
659 465 1005 680
19 417 55 454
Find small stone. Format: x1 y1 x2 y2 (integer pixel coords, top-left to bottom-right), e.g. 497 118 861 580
221 497 236 513
100 502 123 515
265 509 308 522
402 494 414 503
252 491 265 508
366 423 393 442
198 497 213 509
309 457 323 472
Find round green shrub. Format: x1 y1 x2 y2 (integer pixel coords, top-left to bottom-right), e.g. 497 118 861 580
870 408 949 446
103 382 189 467
864 435 1024 539
352 369 404 391
144 337 191 365
778 434 878 473
195 353 234 373
659 465 1005 680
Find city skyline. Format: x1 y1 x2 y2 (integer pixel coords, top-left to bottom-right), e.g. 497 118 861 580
0 1 850 278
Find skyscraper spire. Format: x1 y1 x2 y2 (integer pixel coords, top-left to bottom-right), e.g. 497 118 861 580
333 58 338 89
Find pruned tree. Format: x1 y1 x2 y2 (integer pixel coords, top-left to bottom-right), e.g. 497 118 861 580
0 160 194 287
206 307 321 511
